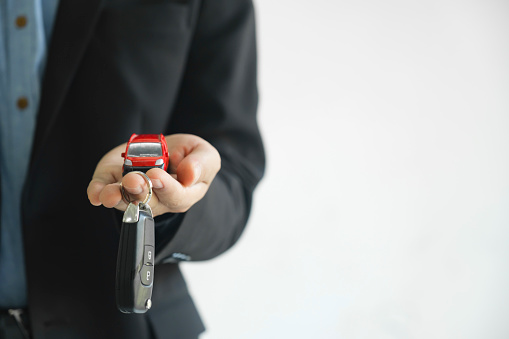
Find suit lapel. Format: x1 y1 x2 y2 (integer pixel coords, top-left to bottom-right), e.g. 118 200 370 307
31 0 104 162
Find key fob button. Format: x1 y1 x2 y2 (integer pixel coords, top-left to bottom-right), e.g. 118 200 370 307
140 265 154 286
144 217 155 245
144 246 154 266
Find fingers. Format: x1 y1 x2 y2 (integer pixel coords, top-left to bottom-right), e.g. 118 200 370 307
87 180 106 206
175 155 202 187
87 146 125 207
88 171 153 210
145 168 191 214
145 136 220 215
119 170 195 215
165 134 220 187
87 134 221 217
87 164 122 204
121 171 147 196
99 183 123 208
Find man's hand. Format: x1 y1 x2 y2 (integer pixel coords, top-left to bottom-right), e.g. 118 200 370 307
87 134 221 217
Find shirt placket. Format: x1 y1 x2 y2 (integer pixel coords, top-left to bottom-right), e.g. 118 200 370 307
0 0 37 308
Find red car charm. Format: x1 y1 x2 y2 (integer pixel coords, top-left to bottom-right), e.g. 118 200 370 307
121 134 169 176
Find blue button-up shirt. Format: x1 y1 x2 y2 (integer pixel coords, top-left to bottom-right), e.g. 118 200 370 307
0 0 59 308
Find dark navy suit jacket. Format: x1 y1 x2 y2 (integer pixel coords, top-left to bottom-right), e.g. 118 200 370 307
21 0 264 337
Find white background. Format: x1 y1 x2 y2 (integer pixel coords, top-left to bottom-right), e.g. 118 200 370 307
182 0 509 338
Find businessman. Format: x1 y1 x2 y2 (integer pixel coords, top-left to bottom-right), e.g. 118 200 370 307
0 0 264 338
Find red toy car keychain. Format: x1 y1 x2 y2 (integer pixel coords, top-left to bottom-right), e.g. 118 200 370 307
121 134 169 176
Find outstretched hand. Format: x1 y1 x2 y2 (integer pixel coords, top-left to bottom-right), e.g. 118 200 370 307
87 134 221 217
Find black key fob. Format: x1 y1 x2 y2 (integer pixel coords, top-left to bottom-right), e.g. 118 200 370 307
116 202 155 313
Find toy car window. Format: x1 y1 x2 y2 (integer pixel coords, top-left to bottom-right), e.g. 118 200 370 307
127 142 163 157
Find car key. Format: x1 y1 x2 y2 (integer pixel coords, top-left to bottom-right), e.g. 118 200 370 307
116 171 155 313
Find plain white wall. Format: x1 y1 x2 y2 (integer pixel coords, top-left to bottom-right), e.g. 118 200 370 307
182 1 509 338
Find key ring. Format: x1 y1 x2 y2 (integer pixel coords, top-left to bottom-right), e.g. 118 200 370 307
120 171 153 206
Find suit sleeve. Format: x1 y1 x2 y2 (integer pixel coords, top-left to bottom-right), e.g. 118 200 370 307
153 0 265 263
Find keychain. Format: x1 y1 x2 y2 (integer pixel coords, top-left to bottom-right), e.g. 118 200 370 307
116 171 155 313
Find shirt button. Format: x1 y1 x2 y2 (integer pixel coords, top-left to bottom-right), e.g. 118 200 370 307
17 97 29 110
15 16 27 28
